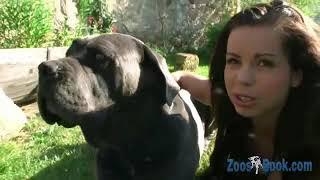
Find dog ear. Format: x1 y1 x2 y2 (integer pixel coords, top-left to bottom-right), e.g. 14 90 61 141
66 38 89 58
142 44 180 106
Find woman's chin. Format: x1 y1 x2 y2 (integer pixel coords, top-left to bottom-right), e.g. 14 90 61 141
235 107 257 118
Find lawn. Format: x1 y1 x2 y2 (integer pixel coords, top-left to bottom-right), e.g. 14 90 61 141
0 54 214 180
166 52 211 77
0 117 96 180
0 115 215 180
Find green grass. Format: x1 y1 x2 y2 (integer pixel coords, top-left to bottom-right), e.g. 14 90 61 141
0 56 213 179
0 116 96 180
167 52 210 77
0 115 215 179
195 65 210 77
0 115 214 179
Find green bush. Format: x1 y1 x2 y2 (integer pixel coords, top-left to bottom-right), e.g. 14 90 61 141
77 0 93 23
77 0 113 35
290 0 319 17
0 0 53 48
205 20 228 51
199 16 230 60
50 20 85 47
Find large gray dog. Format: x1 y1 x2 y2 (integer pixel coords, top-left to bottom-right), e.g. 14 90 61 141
37 33 205 180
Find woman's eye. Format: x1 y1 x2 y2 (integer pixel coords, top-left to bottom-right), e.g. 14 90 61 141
226 58 240 65
257 59 274 67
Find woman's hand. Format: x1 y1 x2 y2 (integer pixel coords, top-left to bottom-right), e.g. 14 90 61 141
171 71 212 106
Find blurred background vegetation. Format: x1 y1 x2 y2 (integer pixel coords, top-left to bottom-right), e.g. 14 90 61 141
0 0 319 76
0 0 114 48
0 0 318 51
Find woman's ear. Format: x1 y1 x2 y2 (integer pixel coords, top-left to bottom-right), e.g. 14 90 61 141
291 69 303 87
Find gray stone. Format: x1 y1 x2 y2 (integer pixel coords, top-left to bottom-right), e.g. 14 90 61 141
106 0 226 50
0 88 27 140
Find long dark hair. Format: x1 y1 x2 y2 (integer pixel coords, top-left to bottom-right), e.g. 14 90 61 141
205 1 320 179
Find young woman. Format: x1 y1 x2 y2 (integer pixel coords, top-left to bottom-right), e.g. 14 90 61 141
173 1 320 179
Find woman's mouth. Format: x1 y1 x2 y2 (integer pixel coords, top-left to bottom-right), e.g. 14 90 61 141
232 94 256 108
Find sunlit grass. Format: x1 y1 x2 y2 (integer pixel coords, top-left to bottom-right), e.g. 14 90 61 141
167 52 210 77
0 115 214 179
0 116 96 180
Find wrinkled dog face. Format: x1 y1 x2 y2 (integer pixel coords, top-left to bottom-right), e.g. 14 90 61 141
38 34 161 128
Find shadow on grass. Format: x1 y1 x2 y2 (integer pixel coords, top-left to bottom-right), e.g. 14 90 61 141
29 142 214 180
30 143 96 180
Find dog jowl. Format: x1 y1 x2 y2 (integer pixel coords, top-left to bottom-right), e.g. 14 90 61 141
38 33 204 180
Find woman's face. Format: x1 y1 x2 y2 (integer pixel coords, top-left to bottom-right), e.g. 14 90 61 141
224 26 302 121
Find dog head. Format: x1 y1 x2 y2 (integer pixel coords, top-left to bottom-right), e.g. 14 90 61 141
37 33 180 128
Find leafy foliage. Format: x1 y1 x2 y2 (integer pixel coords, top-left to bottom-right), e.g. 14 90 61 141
205 17 229 51
77 0 113 35
240 0 268 9
0 0 53 48
240 0 319 17
199 16 230 60
50 20 85 47
289 0 319 17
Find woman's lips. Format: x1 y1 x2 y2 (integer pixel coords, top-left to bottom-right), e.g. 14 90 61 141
232 93 256 108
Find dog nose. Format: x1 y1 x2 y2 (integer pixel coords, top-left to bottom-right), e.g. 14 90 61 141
38 61 60 78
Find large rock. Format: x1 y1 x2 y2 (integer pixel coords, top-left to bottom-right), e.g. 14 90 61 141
106 0 227 50
0 88 27 140
174 53 199 72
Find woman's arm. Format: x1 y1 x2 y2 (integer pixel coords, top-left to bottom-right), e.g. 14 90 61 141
172 71 212 106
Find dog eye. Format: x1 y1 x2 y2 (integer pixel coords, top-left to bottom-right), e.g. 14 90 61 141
95 53 111 68
95 54 105 61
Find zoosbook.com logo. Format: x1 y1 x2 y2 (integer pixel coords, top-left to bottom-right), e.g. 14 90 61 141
227 156 313 174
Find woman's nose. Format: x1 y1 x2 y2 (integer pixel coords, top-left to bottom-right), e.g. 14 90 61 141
237 66 255 86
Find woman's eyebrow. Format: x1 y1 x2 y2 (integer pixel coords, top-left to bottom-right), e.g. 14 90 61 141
226 52 241 58
255 53 276 58
226 52 278 59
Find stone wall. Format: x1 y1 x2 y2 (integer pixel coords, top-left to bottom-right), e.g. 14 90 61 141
47 0 228 50
106 0 227 50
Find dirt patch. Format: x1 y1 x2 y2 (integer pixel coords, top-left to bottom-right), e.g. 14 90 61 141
20 101 39 119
